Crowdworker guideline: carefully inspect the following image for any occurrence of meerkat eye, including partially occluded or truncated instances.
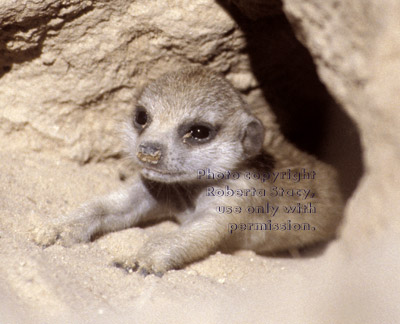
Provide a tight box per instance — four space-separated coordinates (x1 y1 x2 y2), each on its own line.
136 110 147 125
180 122 218 145
133 106 150 129
189 125 211 140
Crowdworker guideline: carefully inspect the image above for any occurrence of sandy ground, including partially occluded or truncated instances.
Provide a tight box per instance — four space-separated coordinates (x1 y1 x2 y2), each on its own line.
0 150 398 324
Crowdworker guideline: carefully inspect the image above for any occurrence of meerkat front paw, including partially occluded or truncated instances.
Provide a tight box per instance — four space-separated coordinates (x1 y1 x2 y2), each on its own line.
114 234 181 277
31 219 93 248
54 220 93 246
31 223 61 247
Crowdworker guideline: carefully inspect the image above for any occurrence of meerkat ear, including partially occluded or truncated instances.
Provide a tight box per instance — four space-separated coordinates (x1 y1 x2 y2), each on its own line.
241 115 265 157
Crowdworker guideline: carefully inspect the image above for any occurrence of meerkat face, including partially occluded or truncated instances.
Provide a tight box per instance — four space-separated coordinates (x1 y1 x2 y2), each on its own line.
124 67 265 183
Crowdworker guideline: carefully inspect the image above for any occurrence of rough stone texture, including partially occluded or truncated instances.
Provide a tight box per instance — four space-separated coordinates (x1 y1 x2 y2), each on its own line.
282 0 400 321
283 0 400 241
1 0 399 322
0 0 250 162
0 0 94 73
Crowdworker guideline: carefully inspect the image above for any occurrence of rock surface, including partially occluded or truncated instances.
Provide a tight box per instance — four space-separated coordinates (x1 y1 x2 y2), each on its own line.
0 0 249 162
283 0 400 243
1 0 399 323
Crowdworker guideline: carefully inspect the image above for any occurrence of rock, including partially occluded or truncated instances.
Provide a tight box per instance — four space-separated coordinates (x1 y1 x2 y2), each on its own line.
282 0 400 242
0 0 251 162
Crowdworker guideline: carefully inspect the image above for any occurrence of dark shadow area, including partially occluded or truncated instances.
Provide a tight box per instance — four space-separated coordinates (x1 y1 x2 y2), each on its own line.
258 241 333 259
216 1 364 201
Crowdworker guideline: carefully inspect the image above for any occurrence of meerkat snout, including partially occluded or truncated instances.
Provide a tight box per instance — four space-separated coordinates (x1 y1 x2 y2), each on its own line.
137 142 163 164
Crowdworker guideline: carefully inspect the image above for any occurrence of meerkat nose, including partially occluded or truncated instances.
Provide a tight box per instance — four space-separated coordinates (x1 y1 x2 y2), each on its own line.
137 142 163 164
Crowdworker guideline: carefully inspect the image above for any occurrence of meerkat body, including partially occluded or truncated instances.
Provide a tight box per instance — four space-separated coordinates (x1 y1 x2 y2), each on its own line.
33 67 343 275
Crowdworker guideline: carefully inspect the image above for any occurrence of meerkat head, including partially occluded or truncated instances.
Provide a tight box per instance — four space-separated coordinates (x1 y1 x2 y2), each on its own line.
124 67 264 183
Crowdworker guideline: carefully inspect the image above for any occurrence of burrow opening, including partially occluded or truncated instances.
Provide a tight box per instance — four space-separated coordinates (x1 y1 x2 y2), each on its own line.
218 1 364 202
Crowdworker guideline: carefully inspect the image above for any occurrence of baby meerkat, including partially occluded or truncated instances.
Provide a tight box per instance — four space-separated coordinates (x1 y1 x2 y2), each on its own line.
34 67 343 276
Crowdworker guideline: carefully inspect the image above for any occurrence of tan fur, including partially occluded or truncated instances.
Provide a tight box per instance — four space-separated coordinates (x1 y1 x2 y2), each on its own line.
32 67 343 276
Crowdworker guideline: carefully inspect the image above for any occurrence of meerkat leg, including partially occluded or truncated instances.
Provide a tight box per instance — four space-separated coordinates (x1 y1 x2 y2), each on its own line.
32 179 159 247
115 212 230 276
